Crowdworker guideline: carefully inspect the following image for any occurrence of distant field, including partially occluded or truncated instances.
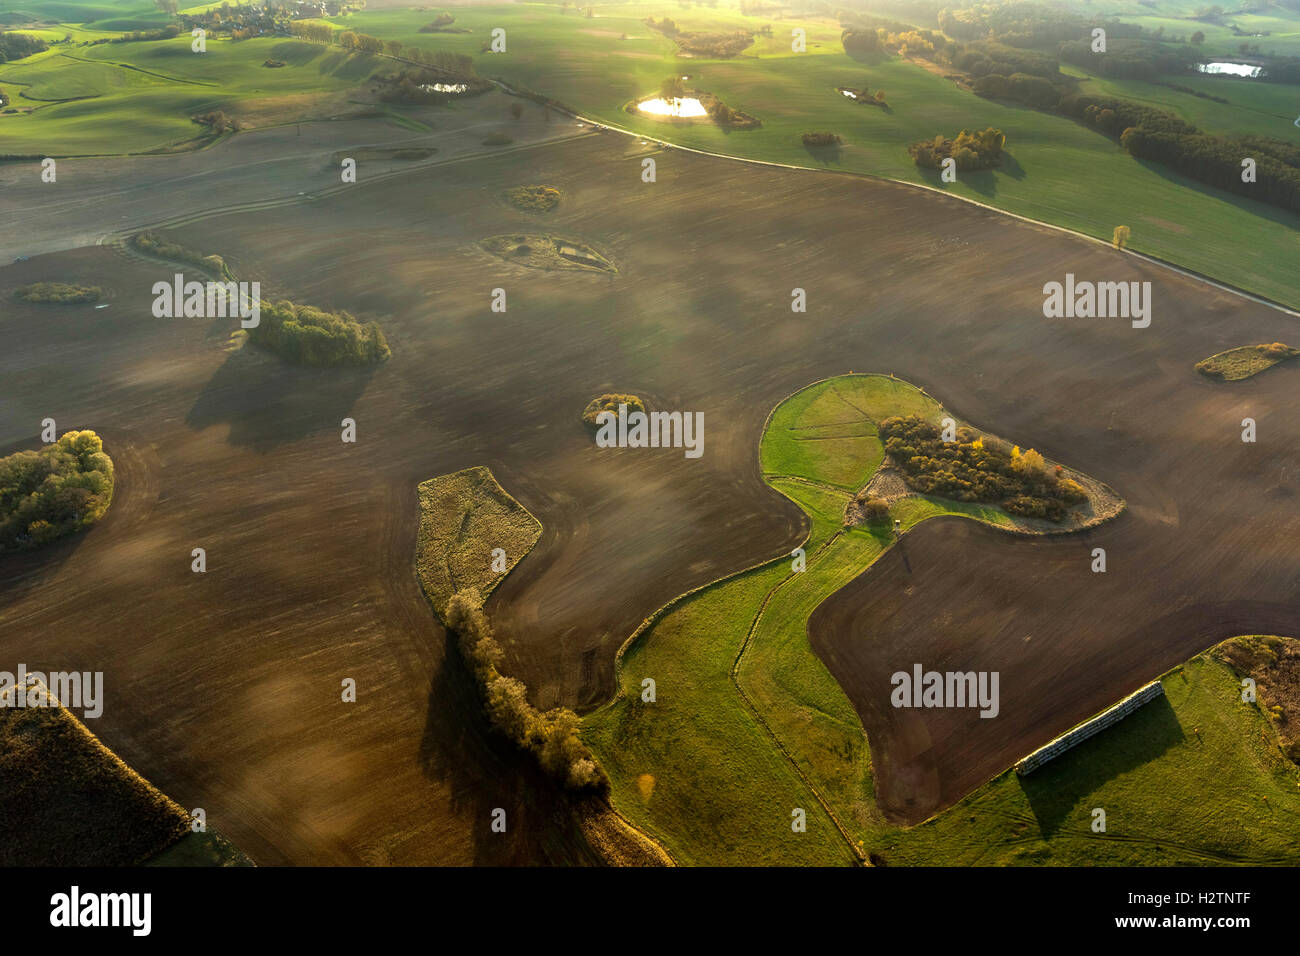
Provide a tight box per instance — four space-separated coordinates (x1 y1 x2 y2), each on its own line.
1124 12 1300 59
321 2 1300 309
3 0 1299 304
0 34 384 154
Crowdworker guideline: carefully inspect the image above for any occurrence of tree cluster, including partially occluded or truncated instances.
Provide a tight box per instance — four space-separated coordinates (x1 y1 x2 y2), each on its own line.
0 431 114 553
0 31 47 63
953 40 1061 80
288 20 333 43
971 71 1059 107
191 110 241 135
247 300 391 366
802 131 844 147
909 127 1005 170
879 416 1086 522
1058 38 1197 80
445 590 609 793
582 393 644 427
418 12 465 33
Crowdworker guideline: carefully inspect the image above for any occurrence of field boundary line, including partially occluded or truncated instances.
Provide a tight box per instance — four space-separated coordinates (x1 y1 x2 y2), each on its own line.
537 104 1300 319
93 130 594 247
727 528 869 865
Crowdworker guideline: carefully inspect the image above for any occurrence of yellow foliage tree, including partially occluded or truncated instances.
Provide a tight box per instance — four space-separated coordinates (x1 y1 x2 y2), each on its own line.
1112 224 1131 250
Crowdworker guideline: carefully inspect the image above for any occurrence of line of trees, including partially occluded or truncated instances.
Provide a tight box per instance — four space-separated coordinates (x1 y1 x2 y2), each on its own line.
0 431 114 553
248 300 391 366
446 589 608 793
108 25 181 43
132 230 229 276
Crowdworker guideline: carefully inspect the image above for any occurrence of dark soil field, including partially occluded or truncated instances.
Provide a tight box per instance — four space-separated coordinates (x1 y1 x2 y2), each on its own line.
2 124 1296 862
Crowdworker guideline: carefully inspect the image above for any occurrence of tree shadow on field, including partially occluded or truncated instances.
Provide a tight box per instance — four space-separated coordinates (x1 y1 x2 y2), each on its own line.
185 346 376 451
802 142 843 165
999 151 1026 181
962 167 998 198
1127 155 1300 231
1017 693 1185 838
418 630 603 865
845 49 890 66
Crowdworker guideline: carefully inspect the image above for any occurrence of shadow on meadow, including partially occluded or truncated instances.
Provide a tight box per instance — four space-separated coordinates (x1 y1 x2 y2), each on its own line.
1018 692 1185 838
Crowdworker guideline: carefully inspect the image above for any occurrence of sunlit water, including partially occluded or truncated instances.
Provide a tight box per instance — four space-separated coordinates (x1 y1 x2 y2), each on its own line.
1197 62 1262 77
637 96 707 117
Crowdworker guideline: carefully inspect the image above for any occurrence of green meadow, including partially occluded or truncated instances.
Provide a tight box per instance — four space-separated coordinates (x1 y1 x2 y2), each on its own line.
1066 67 1300 142
0 32 382 153
582 374 1300 866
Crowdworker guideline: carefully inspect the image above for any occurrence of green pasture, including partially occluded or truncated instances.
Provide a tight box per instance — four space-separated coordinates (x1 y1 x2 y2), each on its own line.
0 34 382 153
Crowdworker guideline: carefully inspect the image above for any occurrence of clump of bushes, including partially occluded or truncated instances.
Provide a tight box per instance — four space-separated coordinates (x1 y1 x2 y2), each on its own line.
192 110 241 136
0 431 114 553
248 300 391 366
879 416 1087 522
841 85 887 107
910 128 1005 170
262 59 286 68
846 492 891 527
482 132 514 147
802 131 844 147
446 590 608 792
15 282 101 304
859 496 890 523
700 91 760 129
505 184 562 212
418 12 467 32
582 394 645 427
1195 342 1299 380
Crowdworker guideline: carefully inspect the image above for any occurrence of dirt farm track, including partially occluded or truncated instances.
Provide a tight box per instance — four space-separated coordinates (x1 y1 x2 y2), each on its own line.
1 126 1297 862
